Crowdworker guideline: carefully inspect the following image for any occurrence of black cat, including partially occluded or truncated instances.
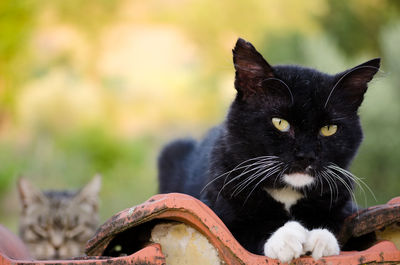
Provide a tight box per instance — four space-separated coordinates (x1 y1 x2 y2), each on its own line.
158 38 380 262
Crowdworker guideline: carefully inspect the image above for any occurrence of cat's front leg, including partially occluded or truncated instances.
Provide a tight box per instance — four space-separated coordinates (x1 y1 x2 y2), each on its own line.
304 229 340 260
263 221 308 263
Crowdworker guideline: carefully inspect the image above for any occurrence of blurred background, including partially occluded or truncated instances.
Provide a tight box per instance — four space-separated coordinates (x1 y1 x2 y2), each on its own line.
1 0 400 232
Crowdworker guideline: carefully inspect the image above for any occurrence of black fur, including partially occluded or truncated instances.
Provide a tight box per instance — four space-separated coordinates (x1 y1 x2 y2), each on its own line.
158 38 380 254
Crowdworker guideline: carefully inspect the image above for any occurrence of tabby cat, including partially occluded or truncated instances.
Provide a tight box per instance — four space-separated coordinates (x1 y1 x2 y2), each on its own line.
158 38 380 262
18 175 101 260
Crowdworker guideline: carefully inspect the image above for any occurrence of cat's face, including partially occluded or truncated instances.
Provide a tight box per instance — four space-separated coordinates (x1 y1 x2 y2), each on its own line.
225 38 380 194
18 176 101 260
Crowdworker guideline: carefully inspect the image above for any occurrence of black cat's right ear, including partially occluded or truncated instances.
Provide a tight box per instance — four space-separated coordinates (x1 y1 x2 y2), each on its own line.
17 178 46 209
325 58 381 111
233 38 274 99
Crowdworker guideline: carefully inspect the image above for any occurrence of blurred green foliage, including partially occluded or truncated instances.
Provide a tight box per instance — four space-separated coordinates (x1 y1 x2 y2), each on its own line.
317 0 400 57
1 0 400 232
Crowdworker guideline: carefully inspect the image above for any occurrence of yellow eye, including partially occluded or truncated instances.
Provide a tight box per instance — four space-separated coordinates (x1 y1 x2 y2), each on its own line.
272 118 290 132
320 125 337 137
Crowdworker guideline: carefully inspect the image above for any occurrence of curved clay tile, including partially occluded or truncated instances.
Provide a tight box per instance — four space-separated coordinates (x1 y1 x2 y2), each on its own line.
86 193 400 265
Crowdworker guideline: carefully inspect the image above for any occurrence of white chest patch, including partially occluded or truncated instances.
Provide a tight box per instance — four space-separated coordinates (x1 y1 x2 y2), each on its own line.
283 173 314 188
265 187 304 212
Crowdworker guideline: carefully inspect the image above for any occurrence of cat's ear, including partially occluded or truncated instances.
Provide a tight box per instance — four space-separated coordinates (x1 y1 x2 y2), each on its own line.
233 38 275 99
74 174 101 210
17 178 47 209
326 58 381 111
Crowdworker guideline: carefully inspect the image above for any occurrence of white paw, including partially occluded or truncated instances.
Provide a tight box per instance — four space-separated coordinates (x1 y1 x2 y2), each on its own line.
304 229 340 260
264 221 308 263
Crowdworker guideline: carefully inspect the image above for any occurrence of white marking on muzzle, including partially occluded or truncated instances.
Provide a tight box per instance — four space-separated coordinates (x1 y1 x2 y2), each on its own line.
283 173 314 188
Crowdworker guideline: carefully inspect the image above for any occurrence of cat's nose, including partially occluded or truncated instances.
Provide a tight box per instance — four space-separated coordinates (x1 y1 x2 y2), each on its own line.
295 150 316 164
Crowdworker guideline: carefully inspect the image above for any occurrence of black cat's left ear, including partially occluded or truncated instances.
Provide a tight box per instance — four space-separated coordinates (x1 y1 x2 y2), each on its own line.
327 58 380 110
233 38 274 99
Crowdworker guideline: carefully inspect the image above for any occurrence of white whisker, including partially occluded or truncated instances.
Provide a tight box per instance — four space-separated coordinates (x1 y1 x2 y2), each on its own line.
327 163 377 206
200 156 279 193
219 161 279 197
326 168 359 212
320 170 335 209
243 166 283 205
232 163 283 196
202 156 281 202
